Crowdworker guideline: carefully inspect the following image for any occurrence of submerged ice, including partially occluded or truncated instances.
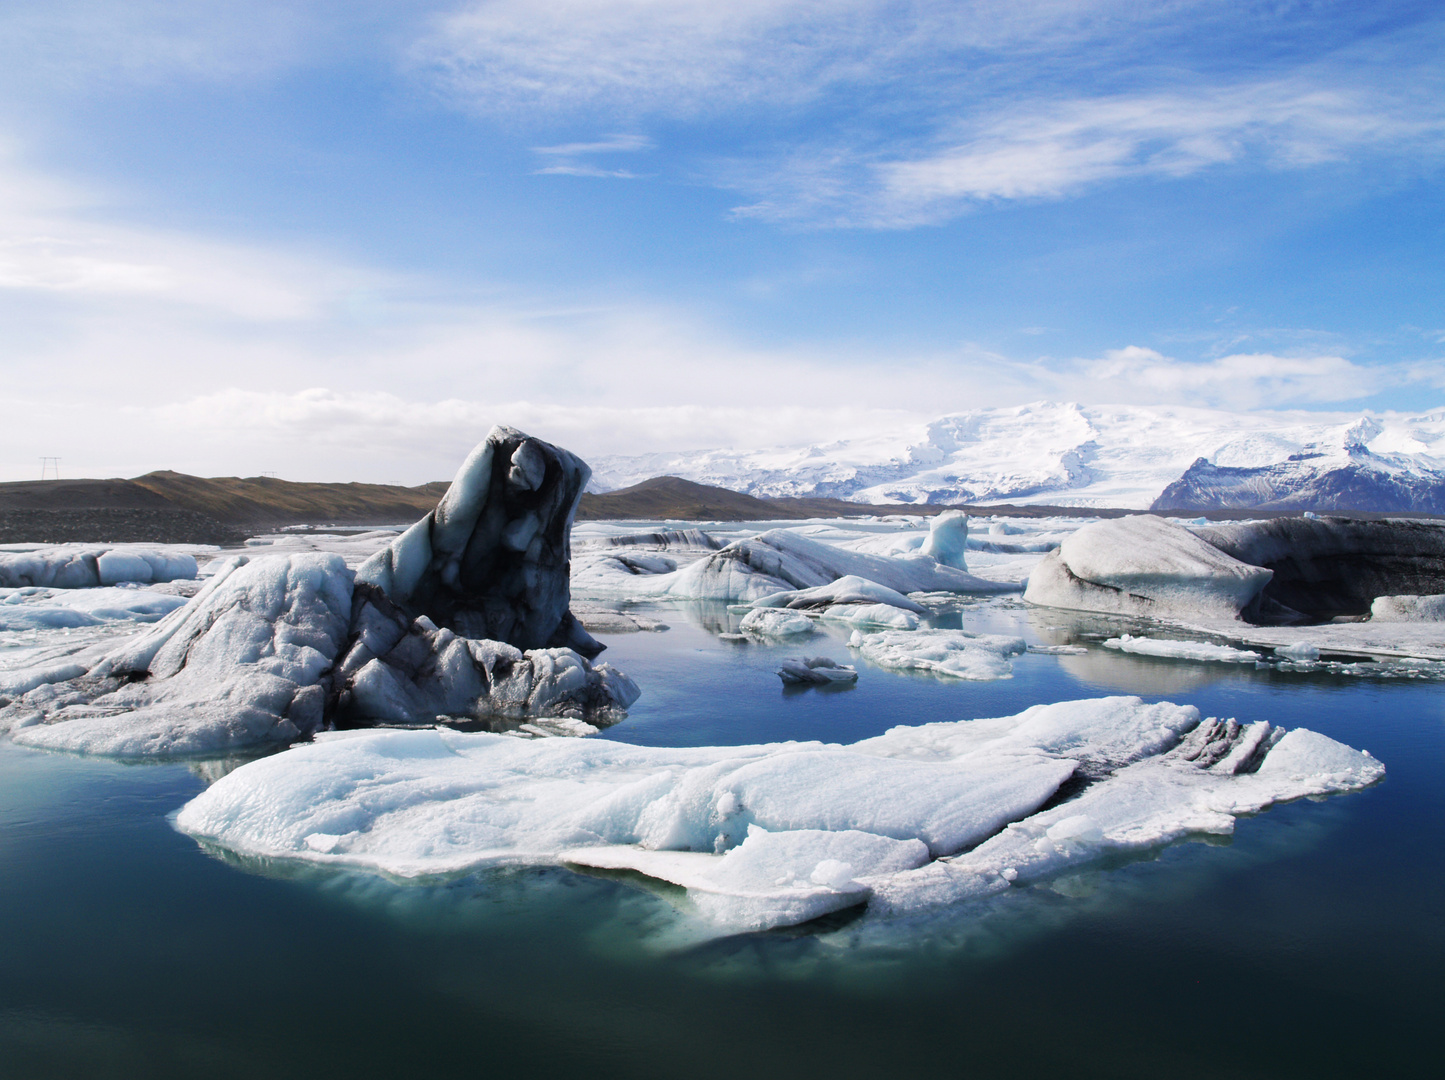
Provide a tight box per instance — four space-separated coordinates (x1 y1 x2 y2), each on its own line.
176 695 1382 932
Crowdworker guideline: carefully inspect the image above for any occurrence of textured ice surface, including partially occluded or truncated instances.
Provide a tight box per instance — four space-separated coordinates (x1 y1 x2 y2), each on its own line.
574 527 1015 604
177 696 1381 932
749 575 925 614
0 586 190 632
11 554 353 756
738 608 815 638
776 656 858 685
0 546 198 588
1370 594 1445 622
848 629 1028 681
3 429 642 754
1024 516 1272 620
1103 634 1264 663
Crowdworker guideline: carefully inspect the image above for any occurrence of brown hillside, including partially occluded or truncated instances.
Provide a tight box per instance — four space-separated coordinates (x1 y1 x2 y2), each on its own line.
131 471 448 526
577 476 829 521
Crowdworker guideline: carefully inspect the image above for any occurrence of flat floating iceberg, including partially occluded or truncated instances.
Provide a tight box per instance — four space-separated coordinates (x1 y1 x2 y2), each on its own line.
848 628 1028 681
1103 634 1264 663
176 696 1382 932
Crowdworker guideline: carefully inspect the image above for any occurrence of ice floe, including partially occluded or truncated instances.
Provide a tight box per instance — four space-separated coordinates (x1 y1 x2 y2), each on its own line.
738 608 815 638
848 629 1028 680
175 696 1382 932
745 574 925 631
1103 634 1264 663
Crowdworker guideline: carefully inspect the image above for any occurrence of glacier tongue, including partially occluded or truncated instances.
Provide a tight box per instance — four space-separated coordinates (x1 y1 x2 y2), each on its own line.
174 696 1381 933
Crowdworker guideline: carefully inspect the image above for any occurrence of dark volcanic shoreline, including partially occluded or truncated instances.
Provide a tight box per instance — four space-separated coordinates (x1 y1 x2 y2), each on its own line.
3 471 1439 546
0 508 249 546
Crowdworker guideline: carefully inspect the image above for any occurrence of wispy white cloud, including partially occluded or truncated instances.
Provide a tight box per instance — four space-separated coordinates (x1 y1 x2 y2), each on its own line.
419 0 1201 116
0 147 394 320
418 1 1445 227
530 132 652 179
734 76 1445 226
0 0 364 92
0 130 1433 482
532 134 652 156
1072 346 1386 410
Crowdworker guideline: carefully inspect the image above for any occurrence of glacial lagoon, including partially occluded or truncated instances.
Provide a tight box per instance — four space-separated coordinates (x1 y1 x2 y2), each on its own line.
2 584 1439 1078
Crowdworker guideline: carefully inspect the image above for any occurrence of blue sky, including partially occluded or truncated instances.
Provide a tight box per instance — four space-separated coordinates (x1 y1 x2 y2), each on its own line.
1 0 1441 482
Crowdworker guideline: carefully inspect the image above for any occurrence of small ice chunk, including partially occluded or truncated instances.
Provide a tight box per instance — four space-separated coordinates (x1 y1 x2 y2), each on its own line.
739 608 815 638
776 656 858 685
849 629 1027 681
1275 642 1320 662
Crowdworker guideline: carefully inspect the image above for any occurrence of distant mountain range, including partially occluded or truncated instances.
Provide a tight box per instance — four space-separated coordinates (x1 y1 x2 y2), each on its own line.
7 403 1444 545
590 402 1445 514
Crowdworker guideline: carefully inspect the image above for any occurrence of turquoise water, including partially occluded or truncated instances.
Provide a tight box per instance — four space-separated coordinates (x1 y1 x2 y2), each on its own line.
2 604 1441 1078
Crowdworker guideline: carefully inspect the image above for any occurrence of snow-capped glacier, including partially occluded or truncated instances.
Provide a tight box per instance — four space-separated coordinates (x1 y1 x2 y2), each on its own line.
588 402 1445 510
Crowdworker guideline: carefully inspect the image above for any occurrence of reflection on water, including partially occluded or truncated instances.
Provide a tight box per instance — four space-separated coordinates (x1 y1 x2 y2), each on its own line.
2 596 1442 1078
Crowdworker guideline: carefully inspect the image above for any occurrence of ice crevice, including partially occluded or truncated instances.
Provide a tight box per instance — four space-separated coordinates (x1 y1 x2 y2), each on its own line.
175 695 1382 933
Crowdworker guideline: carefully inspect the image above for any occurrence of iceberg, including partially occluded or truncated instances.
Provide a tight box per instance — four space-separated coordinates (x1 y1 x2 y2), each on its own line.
1023 515 1273 620
1370 594 1445 622
776 656 858 685
1 426 639 754
847 628 1028 680
747 575 925 631
1102 634 1264 663
919 510 969 569
573 524 1016 605
175 696 1382 932
1196 517 1445 620
738 608 815 638
0 546 198 589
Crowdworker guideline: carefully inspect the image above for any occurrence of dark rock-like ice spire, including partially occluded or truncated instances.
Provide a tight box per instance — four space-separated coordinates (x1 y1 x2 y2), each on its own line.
352 425 602 657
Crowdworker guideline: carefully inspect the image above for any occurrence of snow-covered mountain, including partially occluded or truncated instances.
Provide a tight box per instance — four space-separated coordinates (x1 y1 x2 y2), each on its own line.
589 402 1445 511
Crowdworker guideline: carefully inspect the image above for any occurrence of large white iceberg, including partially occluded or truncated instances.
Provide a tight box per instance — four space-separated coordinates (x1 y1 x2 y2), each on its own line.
175 696 1382 932
1024 516 1272 620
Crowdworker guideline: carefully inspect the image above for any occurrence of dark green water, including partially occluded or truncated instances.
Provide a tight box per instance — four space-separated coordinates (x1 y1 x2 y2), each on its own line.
2 606 1441 1078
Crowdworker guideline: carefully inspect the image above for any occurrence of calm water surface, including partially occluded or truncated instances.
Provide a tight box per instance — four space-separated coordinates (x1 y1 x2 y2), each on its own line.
1 601 1440 1078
